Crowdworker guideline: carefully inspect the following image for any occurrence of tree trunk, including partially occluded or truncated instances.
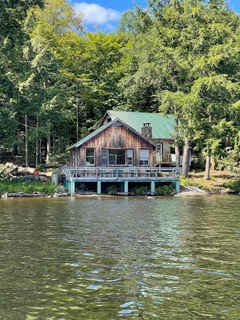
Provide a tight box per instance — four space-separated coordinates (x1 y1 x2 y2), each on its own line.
174 118 180 167
182 137 191 177
175 145 180 167
39 139 42 164
205 155 211 180
25 114 28 167
35 115 39 167
211 157 217 170
76 99 79 142
46 121 51 164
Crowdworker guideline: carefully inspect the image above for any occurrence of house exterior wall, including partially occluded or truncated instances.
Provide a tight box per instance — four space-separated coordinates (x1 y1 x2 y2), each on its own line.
102 115 174 163
151 138 174 161
70 123 155 167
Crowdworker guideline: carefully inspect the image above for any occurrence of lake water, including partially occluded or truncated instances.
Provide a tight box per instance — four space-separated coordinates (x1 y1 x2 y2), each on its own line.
0 195 239 319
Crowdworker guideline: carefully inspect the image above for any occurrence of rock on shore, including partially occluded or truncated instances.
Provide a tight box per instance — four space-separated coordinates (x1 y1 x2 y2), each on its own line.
175 186 209 197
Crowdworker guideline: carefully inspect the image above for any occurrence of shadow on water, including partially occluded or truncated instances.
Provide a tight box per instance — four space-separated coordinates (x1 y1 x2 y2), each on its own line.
0 195 239 319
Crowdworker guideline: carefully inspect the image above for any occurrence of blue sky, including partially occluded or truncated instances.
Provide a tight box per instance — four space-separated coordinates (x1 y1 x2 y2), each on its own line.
71 0 240 32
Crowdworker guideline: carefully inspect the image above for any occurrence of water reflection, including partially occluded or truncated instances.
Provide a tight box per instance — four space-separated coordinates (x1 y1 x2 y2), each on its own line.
0 196 239 319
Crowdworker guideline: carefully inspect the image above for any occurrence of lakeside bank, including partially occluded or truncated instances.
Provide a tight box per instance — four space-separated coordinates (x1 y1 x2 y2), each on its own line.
0 168 239 198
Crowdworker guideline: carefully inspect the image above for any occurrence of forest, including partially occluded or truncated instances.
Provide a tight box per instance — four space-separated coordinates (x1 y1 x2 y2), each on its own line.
0 0 239 178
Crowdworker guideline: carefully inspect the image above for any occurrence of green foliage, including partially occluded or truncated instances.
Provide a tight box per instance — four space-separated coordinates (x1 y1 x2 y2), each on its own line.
118 0 240 177
223 179 240 192
54 185 67 193
0 178 56 194
155 184 175 195
70 32 126 131
106 185 118 195
131 185 150 195
0 0 240 172
180 176 191 186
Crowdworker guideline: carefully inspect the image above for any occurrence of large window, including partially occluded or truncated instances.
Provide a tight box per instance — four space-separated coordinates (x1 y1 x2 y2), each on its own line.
85 148 95 165
140 148 149 166
109 149 125 165
101 149 127 165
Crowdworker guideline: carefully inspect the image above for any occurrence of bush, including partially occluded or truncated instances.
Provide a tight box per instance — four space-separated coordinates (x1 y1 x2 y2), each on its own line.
155 184 175 195
131 186 150 195
223 178 240 192
54 185 67 194
180 176 191 186
0 178 56 194
106 185 118 195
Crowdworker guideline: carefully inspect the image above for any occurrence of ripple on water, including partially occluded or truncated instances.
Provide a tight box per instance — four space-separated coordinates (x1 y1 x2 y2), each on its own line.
0 196 239 319
87 285 101 290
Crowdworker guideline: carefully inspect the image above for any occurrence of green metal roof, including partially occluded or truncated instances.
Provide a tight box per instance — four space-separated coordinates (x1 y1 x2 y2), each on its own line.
105 111 174 139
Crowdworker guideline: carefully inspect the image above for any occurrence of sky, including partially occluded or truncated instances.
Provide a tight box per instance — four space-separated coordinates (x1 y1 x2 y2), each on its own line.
71 0 240 32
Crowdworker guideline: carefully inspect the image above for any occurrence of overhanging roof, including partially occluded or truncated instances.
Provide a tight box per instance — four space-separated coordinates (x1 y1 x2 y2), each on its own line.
101 110 175 139
69 118 156 149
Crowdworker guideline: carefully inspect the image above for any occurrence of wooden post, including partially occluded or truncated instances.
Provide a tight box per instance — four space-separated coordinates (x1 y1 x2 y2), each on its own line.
97 181 101 194
67 180 71 194
68 179 75 196
175 180 180 193
124 181 128 194
151 181 155 195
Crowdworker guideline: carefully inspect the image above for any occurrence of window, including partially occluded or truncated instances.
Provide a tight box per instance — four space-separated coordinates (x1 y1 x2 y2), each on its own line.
85 149 95 165
109 149 125 165
101 149 126 165
127 149 133 165
101 149 108 165
109 153 117 165
140 148 149 166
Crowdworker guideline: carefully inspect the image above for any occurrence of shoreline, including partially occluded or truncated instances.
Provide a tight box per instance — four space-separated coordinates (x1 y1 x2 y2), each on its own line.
1 186 239 199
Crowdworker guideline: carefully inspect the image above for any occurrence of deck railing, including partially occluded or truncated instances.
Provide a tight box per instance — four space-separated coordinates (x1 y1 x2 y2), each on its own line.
62 166 181 180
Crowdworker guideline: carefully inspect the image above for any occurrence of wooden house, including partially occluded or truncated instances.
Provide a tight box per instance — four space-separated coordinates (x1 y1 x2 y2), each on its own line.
100 110 175 166
64 112 180 195
69 118 156 167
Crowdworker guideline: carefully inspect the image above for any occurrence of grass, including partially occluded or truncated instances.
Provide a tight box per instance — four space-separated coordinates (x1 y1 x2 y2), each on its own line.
0 178 56 194
181 169 240 192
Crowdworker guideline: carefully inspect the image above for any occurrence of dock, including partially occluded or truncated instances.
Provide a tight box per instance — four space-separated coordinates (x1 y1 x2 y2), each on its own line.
62 166 181 195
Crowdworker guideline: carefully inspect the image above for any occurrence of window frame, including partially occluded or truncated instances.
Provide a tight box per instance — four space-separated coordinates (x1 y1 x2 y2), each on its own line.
127 149 133 165
108 149 125 165
101 148 129 166
139 148 149 166
85 148 95 166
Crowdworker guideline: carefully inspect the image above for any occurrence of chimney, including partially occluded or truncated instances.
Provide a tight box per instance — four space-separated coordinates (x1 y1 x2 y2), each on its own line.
141 122 152 139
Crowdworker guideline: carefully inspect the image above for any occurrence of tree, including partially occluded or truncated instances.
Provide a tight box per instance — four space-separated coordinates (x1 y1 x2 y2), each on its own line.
75 32 126 131
0 0 44 154
118 0 240 177
29 1 126 139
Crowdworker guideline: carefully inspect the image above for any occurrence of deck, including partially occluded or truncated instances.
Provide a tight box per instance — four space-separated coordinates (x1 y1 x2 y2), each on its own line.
62 166 181 195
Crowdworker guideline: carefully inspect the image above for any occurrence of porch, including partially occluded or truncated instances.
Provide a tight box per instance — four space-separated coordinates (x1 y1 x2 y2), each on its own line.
62 166 181 195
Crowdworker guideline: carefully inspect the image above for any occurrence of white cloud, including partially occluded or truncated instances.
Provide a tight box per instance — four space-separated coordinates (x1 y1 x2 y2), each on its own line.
73 2 121 26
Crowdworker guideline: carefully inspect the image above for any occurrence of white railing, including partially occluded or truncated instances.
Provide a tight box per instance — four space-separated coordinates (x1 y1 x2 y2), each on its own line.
62 166 181 180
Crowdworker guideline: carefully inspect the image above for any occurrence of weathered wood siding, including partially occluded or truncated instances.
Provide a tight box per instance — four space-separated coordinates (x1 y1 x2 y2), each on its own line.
70 123 155 167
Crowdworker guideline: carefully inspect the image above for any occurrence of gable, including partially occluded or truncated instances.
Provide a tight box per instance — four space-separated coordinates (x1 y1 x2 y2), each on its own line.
69 118 155 150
